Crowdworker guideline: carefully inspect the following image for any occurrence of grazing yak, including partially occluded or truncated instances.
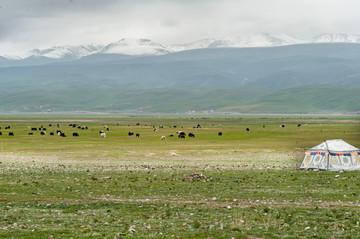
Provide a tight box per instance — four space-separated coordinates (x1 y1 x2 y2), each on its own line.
136 133 140 138
100 132 106 138
168 134 174 137
218 132 223 136
128 132 134 136
298 124 302 127
50 132 54 136
73 133 79 137
178 132 186 138
40 131 46 135
0 132 2 135
60 133 66 137
31 128 37 131
188 133 195 138
28 132 33 135
9 132 14 136
246 128 250 131
160 136 166 140
281 124 286 128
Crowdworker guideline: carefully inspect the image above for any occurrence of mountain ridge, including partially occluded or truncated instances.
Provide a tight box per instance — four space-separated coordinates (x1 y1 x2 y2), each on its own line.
0 43 359 114
2 33 360 61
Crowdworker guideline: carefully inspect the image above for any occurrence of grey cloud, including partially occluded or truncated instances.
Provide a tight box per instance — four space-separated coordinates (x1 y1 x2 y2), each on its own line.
1 0 360 55
161 18 180 28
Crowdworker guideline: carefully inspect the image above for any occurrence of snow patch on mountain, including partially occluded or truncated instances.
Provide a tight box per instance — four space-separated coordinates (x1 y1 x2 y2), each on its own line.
29 44 103 59
0 54 25 60
169 33 304 51
100 38 172 56
208 33 303 48
169 39 218 52
311 33 360 43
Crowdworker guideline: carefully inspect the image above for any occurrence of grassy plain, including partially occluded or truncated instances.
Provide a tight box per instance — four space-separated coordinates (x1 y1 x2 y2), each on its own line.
0 115 359 238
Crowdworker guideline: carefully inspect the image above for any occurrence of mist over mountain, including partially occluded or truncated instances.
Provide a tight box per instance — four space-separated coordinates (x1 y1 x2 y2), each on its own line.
0 40 359 114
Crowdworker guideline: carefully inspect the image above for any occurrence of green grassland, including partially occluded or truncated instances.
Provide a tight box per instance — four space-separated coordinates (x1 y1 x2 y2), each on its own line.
1 85 360 113
0 115 360 238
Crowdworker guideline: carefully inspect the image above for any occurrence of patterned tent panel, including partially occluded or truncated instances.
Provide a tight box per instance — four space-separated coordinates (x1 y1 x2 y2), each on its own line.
300 152 327 169
300 150 360 171
328 153 355 169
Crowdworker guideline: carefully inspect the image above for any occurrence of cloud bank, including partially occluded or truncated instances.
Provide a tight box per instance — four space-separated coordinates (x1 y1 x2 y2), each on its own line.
0 0 359 54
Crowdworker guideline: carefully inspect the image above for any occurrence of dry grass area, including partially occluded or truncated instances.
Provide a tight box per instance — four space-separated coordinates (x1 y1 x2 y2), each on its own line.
0 149 302 172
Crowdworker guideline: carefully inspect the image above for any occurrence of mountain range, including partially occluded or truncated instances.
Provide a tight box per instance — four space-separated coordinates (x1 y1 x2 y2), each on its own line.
2 33 360 63
0 38 359 114
1 33 360 114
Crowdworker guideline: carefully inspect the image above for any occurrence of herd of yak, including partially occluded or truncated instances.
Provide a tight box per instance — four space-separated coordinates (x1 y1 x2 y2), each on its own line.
0 123 302 139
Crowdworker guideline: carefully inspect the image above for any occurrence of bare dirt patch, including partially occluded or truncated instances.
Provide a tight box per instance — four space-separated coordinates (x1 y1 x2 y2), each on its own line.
183 173 207 181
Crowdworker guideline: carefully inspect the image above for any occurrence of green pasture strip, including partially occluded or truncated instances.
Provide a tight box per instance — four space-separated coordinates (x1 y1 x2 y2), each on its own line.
1 202 360 238
0 113 359 121
1 167 360 204
1 167 360 238
0 118 358 157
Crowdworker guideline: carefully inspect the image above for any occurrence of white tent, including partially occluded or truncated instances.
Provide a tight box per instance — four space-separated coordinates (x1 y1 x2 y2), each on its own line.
300 139 360 171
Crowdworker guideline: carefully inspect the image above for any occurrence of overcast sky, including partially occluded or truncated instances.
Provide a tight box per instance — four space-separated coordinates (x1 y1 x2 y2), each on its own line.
0 0 359 54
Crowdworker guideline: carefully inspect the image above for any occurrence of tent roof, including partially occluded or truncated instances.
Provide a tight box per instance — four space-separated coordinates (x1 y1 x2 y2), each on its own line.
308 139 359 152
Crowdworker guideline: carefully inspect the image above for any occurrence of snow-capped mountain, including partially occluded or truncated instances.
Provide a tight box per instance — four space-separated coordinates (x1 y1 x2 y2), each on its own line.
204 33 303 48
311 33 360 43
1 33 360 61
168 34 302 51
100 38 172 56
169 39 218 52
29 44 103 59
